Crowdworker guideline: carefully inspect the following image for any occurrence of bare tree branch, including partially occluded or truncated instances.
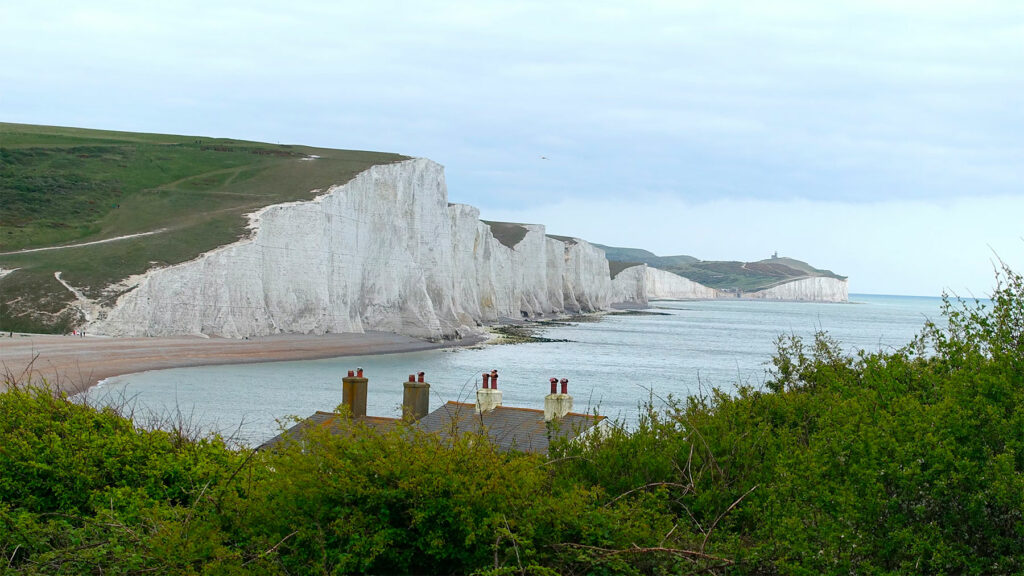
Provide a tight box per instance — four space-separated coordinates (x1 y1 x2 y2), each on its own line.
660 524 678 547
558 542 733 565
242 530 298 567
503 514 524 575
701 484 758 553
605 482 693 507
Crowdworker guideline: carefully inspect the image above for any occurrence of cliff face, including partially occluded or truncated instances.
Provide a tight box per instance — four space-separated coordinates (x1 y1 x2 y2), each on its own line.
645 267 721 300
609 265 648 306
611 265 848 304
86 159 849 339
89 159 617 339
560 238 614 313
744 277 849 302
608 264 722 303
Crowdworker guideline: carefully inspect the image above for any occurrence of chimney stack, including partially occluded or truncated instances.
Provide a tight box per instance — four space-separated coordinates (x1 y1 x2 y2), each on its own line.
342 367 368 418
544 377 573 422
403 371 430 421
476 369 503 413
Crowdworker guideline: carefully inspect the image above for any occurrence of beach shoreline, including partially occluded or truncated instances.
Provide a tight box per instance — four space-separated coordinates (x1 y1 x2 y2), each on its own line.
0 331 484 395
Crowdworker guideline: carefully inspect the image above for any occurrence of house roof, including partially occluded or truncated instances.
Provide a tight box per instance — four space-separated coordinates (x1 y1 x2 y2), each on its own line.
415 401 605 454
259 411 400 450
260 401 606 455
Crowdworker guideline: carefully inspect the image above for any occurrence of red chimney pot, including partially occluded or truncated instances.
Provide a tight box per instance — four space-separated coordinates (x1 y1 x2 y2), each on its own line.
409 374 416 382
482 373 491 389
347 370 355 377
550 377 558 394
490 370 498 389
560 378 568 394
418 371 425 383
357 368 364 378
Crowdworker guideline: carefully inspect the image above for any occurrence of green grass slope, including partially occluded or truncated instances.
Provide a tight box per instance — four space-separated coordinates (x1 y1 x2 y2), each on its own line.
0 123 407 333
596 243 845 292
481 220 529 249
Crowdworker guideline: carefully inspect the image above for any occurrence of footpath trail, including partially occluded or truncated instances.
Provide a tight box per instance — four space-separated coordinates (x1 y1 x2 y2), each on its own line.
0 229 169 256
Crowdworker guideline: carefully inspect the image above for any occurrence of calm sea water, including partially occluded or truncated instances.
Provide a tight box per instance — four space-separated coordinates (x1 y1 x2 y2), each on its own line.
83 294 945 446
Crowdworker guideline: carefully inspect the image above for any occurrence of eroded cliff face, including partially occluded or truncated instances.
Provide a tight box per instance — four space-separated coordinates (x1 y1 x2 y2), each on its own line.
89 159 618 339
608 265 721 303
744 277 849 302
84 159 849 339
560 239 614 313
610 265 848 304
609 265 648 306
645 267 721 300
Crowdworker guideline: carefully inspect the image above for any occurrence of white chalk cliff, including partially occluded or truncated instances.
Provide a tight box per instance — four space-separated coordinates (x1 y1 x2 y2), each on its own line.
608 266 648 305
610 265 720 302
86 159 845 340
644 267 721 300
90 159 620 339
744 277 849 302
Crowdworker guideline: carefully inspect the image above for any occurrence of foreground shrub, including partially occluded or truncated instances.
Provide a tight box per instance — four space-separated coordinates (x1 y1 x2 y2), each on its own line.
0 383 249 573
241 417 702 575
2 265 1022 574
553 266 1024 574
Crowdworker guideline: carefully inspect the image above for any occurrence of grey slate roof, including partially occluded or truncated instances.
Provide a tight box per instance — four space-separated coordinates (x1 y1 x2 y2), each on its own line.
259 411 399 450
259 402 605 455
415 401 605 454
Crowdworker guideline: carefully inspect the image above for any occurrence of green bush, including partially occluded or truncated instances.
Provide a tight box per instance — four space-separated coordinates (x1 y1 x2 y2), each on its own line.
239 417 700 575
2 265 1022 574
0 383 250 574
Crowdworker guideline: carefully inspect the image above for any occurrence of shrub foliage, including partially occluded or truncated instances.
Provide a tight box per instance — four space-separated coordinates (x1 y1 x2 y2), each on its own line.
1 266 1022 574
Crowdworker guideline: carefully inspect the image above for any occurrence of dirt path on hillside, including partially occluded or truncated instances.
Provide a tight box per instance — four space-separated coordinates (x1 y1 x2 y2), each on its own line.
0 332 478 395
0 229 169 256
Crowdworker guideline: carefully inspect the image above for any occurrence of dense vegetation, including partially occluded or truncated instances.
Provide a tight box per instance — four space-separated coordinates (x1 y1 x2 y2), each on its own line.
0 123 406 333
2 266 1021 574
596 244 845 292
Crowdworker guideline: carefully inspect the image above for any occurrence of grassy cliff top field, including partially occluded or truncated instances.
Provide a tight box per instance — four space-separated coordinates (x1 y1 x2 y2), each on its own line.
596 244 845 292
0 123 407 333
481 220 529 249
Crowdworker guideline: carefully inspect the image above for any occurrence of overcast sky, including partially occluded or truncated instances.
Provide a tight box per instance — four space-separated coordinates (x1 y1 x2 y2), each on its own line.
2 1 1022 296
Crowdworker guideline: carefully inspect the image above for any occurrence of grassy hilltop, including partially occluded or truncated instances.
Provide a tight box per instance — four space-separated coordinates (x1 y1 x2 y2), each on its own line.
597 244 846 292
0 123 406 333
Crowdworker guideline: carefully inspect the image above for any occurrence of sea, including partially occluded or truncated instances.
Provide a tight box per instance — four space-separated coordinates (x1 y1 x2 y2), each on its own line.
82 294 946 447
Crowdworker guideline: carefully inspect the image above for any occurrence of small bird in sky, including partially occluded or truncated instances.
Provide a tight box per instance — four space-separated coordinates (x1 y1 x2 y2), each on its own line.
540 156 548 160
